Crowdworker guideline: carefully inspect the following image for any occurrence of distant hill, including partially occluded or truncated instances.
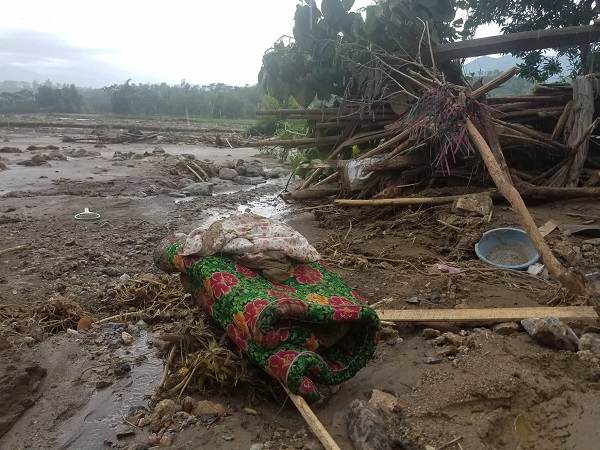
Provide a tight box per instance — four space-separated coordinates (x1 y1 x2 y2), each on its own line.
463 54 572 80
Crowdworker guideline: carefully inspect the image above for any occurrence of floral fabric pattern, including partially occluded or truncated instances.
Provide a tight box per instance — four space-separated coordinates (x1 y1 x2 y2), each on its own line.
157 240 381 403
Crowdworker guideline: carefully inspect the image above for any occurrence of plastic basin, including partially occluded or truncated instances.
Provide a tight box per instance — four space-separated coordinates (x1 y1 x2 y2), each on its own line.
475 227 539 270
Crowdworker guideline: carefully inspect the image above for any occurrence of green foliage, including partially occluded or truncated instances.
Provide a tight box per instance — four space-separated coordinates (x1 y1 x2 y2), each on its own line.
259 0 458 108
0 82 82 113
459 0 600 82
246 95 302 136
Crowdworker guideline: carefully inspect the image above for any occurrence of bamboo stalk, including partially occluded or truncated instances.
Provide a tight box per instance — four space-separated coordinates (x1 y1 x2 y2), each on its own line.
471 67 518 99
334 195 462 206
284 387 342 450
493 119 568 152
551 100 574 141
502 106 565 119
466 118 590 296
185 164 205 182
250 135 342 148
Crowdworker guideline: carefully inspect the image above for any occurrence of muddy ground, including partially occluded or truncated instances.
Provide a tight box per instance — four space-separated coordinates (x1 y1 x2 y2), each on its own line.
1 116 600 450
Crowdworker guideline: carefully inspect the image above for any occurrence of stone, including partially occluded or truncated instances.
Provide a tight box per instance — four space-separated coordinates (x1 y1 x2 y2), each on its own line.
0 146 22 153
267 167 290 179
304 441 325 450
493 322 520 336
451 193 493 216
218 167 239 180
182 182 214 196
23 336 36 346
77 317 93 331
116 426 136 438
578 333 600 354
521 317 579 351
436 345 458 357
578 350 599 363
154 399 177 417
29 324 44 341
96 379 112 389
347 400 393 450
191 400 228 417
235 166 246 175
421 328 440 339
405 296 420 304
379 326 399 341
233 175 264 185
114 362 131 377
152 146 165 154
182 396 196 413
244 161 265 177
250 444 265 450
121 332 134 345
423 355 443 364
553 241 580 265
369 389 402 414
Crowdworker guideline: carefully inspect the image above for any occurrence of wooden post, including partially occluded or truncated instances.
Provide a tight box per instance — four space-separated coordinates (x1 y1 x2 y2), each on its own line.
466 118 590 296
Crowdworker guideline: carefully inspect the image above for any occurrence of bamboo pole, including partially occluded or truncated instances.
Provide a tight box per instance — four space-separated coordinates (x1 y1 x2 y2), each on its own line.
493 119 568 152
285 388 342 450
551 100 574 141
471 67 518 99
334 195 462 207
466 118 590 296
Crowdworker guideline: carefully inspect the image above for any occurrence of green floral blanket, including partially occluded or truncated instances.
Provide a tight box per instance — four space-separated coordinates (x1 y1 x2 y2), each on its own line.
155 238 381 403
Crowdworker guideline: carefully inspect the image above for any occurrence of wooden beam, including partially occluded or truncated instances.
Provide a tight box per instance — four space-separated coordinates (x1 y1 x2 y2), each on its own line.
433 24 600 61
376 306 599 323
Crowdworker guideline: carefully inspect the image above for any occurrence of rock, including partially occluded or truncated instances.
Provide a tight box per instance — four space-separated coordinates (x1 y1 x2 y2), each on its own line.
66 328 79 336
29 325 44 341
152 146 165 154
244 161 265 177
578 333 600 354
182 182 214 197
405 296 420 304
379 326 399 341
578 350 599 363
159 435 172 446
421 328 441 339
553 241 580 265
191 400 228 417
182 396 196 413
267 167 290 179
348 400 393 450
521 317 579 351
127 405 149 418
0 162 6 170
233 175 264 185
219 168 239 180
304 441 325 450
119 274 131 284
116 426 136 438
451 193 493 216
96 379 112 389
114 362 131 377
154 399 177 417
423 355 443 364
136 320 148 330
235 165 246 175
493 322 520 336
369 389 402 414
23 337 36 346
436 345 458 357
0 146 22 153
250 444 265 450
121 332 134 345
77 317 93 331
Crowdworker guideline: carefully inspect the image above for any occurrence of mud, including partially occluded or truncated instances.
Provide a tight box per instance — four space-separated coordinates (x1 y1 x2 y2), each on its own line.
1 119 600 450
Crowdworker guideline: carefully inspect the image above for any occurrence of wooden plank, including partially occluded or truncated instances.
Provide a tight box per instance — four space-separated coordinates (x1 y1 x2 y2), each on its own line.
433 24 600 61
376 306 598 323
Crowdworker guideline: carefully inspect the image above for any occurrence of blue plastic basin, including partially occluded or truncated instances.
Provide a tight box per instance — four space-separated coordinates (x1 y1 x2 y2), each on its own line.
475 227 539 270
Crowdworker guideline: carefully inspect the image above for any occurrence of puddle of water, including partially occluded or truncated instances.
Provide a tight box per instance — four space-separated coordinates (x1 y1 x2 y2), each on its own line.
56 330 162 450
237 194 289 220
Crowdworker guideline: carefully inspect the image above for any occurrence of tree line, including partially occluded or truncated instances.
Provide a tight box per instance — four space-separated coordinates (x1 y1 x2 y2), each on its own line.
0 79 263 119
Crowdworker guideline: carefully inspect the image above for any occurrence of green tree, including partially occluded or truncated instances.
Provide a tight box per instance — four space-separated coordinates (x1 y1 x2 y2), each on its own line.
459 0 600 82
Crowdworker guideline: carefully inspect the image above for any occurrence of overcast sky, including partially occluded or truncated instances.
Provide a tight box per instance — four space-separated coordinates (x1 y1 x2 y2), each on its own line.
1 0 496 88
0 0 370 87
